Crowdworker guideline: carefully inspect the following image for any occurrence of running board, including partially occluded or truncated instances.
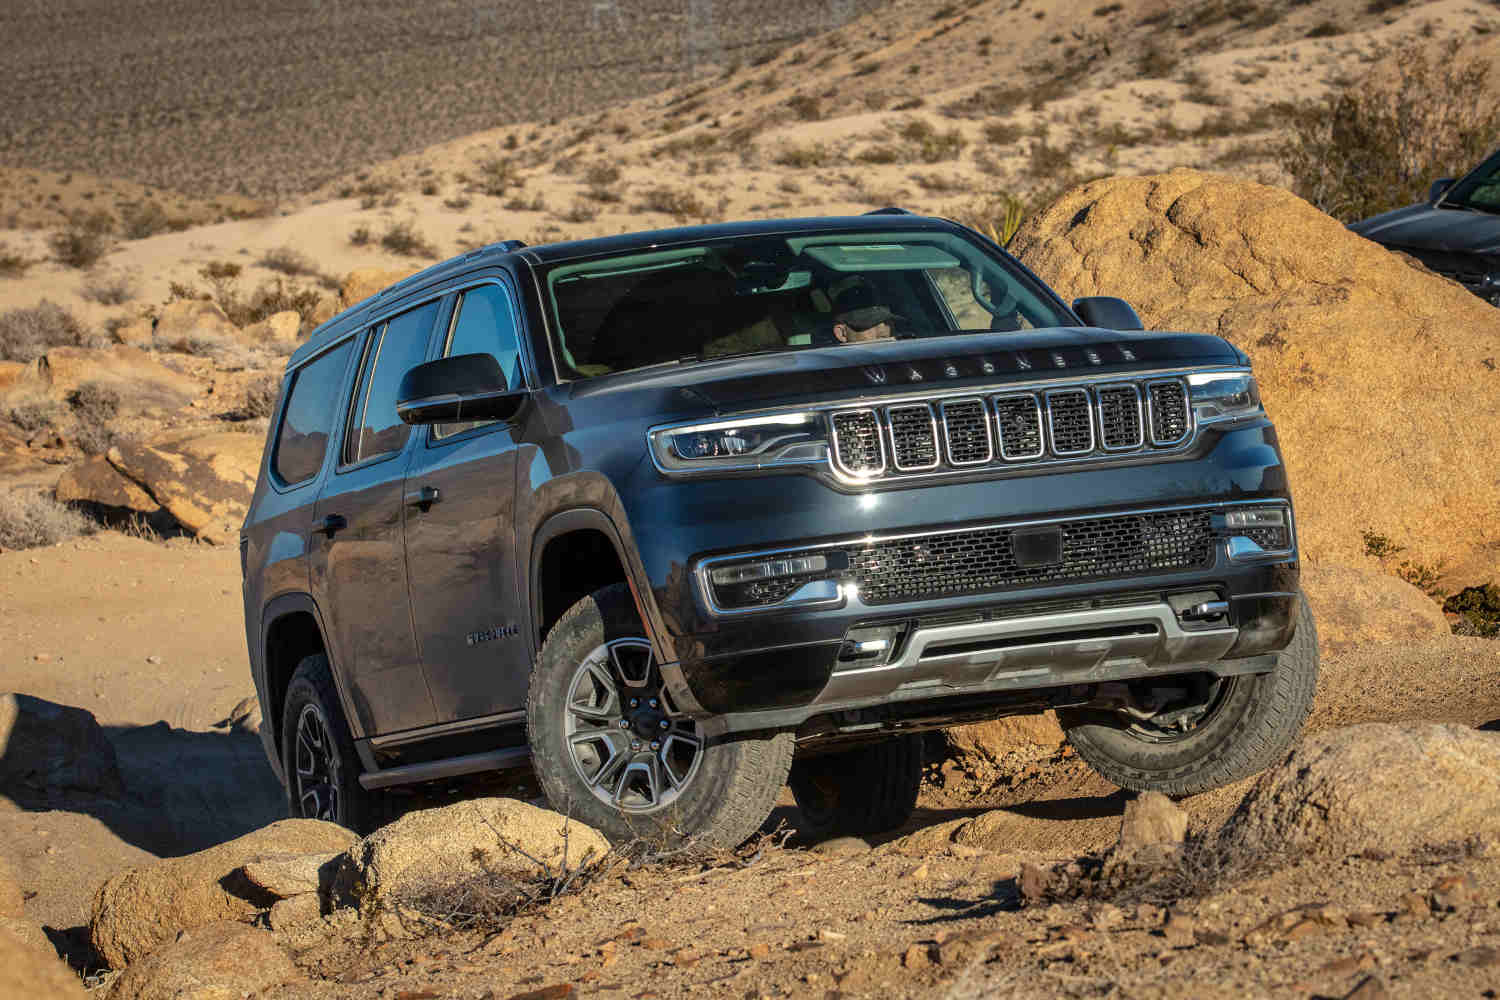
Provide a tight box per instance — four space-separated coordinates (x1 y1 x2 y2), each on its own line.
358 746 531 790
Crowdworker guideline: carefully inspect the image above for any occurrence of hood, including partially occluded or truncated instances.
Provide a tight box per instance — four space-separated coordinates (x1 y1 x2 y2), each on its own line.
1351 203 1500 255
567 327 1239 415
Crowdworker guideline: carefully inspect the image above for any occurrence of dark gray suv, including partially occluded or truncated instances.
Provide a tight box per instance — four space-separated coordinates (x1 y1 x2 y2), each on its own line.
241 214 1317 845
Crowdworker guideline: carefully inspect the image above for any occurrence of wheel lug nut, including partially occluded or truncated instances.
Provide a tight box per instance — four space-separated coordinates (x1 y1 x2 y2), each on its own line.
618 719 630 729
650 740 660 750
649 698 658 709
630 698 640 708
659 719 670 730
631 740 641 751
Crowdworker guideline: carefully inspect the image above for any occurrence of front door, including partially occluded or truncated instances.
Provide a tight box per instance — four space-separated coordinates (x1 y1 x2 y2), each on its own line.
404 280 529 723
309 300 443 736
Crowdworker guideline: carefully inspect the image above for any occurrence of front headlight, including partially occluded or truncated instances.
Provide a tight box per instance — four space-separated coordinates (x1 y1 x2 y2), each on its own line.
1187 372 1262 424
649 413 829 475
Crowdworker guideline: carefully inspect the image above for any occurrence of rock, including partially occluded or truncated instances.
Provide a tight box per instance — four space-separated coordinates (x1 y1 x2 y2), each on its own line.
0 855 23 919
0 361 26 393
1300 563 1448 652
1343 975 1390 1000
25 345 198 416
240 311 301 352
214 696 262 735
902 942 933 969
338 267 420 310
54 456 159 514
1162 910 1196 948
112 319 154 350
1218 723 1500 860
308 296 337 327
107 432 262 544
89 818 354 968
0 693 124 800
267 893 321 931
1114 791 1188 863
943 713 1066 767
152 299 238 352
104 921 297 1000
338 798 609 909
1012 169 1500 576
810 836 870 856
239 851 342 899
0 919 87 999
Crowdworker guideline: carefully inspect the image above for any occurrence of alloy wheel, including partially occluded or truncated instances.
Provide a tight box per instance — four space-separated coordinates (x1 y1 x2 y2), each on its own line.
293 702 341 822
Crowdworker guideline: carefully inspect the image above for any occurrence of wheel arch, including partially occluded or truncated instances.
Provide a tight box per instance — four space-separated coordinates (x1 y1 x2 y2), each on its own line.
259 593 340 773
529 508 661 659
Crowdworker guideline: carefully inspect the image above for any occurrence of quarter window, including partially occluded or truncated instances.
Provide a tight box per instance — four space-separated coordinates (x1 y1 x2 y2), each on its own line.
272 340 353 486
345 301 441 465
434 283 523 439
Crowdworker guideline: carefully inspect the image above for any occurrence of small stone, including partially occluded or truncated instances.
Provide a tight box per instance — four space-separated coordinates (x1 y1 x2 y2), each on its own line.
1136 903 1163 927
818 929 846 942
1347 910 1383 928
1019 862 1046 904
1163 911 1196 949
902 943 933 969
1432 873 1480 912
641 937 669 951
747 943 770 959
906 863 930 881
1457 946 1500 968
812 836 870 856
1343 976 1390 1000
146 655 162 664
1090 903 1125 931
1399 891 1431 918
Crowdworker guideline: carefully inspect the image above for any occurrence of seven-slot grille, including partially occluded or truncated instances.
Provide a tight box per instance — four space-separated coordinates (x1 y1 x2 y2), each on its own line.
828 376 1195 479
848 510 1215 604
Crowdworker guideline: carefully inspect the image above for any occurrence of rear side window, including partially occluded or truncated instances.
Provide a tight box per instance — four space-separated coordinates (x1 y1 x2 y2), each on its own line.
272 340 353 486
344 300 441 465
434 283 522 440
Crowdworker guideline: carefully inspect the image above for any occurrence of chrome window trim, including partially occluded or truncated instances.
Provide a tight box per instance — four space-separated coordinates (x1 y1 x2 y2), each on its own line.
1145 377 1193 447
992 392 1046 461
829 408 886 478
885 403 941 472
1095 381 1145 452
1044 387 1095 457
938 396 994 466
696 498 1294 617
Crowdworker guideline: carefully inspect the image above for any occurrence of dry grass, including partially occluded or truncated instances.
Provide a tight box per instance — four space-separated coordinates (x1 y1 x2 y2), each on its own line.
240 374 282 420
49 211 114 269
637 187 711 223
0 491 94 552
80 268 137 306
379 221 438 258
258 246 320 278
0 301 98 362
66 381 120 455
0 243 33 278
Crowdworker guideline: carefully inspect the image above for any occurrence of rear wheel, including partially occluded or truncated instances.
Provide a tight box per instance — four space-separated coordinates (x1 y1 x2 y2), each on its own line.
280 653 395 833
1059 596 1319 796
788 734 924 839
527 584 793 847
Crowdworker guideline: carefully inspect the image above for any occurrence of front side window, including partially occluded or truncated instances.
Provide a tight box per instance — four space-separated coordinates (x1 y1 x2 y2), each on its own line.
344 300 441 465
540 228 1074 381
434 283 522 440
272 339 353 486
1444 147 1500 213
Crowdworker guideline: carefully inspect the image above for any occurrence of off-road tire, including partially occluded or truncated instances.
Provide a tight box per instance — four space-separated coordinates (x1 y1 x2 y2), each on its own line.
1059 595 1319 796
281 653 396 834
527 584 794 848
788 734 924 839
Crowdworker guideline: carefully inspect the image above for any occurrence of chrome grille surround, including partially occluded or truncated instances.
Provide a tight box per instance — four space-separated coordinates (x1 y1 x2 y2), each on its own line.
993 393 1045 461
1044 388 1094 456
1096 383 1145 451
939 397 994 466
830 409 884 477
886 403 940 472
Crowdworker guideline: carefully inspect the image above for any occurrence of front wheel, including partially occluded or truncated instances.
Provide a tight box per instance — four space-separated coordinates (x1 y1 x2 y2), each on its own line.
1059 596 1319 796
527 584 793 847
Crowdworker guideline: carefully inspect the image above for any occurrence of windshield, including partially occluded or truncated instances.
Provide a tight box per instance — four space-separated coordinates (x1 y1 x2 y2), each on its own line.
1442 148 1500 214
539 228 1075 380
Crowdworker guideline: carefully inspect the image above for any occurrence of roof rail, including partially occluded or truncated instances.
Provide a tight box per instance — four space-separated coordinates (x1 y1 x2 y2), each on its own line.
864 206 915 216
490 239 527 252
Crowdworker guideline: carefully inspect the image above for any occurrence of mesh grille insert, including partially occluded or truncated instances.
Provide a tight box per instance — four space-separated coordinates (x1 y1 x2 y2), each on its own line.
1047 390 1093 455
887 405 939 470
1149 381 1189 444
1097 385 1143 450
849 510 1215 605
994 394 1043 460
831 410 882 474
941 399 992 465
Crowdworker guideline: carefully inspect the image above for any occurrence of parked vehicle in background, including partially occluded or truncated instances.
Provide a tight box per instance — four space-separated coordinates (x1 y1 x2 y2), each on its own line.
240 212 1318 846
1351 146 1500 305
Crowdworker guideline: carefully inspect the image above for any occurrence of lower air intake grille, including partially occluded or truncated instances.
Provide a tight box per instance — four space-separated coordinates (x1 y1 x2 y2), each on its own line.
1148 381 1189 444
1241 525 1290 551
887 405 938 470
1047 389 1094 455
831 410 882 475
1097 385 1143 450
849 510 1214 605
994 394 1043 460
941 399 992 465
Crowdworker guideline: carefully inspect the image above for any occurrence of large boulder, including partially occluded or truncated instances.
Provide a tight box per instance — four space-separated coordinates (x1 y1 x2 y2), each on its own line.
1300 562 1449 652
152 299 238 352
0 920 86 1000
106 432 262 544
0 693 124 801
338 798 610 908
24 346 198 416
0 361 26 393
104 921 297 1000
1218 722 1500 859
239 311 301 353
54 456 159 514
1011 170 1500 578
338 267 419 310
88 818 354 969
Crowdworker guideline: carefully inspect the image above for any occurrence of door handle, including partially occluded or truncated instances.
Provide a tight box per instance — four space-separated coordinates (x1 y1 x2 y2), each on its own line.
405 486 441 509
313 514 346 538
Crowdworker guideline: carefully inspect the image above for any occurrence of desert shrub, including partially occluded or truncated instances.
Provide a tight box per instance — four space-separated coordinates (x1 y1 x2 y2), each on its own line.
772 145 833 168
638 187 709 222
473 157 518 196
1445 584 1500 638
349 225 373 246
582 162 622 187
855 145 901 165
559 202 599 224
241 374 282 419
443 195 472 211
942 84 1027 119
119 201 176 239
897 119 968 163
0 243 32 278
380 221 438 258
67 381 120 455
242 279 323 328
80 269 137 306
1361 529 1404 559
1136 41 1180 79
6 394 65 435
1306 20 1342 38
984 120 1025 145
258 246 319 278
0 491 94 551
786 94 822 121
0 301 98 361
1396 559 1446 599
948 192 1028 248
49 211 114 269
1278 40 1500 221
503 193 548 213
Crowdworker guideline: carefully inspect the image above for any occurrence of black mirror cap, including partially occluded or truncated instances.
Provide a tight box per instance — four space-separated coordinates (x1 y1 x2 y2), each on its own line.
396 353 524 425
1429 177 1456 204
1071 296 1144 332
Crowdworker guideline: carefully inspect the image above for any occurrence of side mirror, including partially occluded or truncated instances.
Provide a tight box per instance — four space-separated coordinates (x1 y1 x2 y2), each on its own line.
1429 177 1456 204
1071 296 1144 332
396 353 524 425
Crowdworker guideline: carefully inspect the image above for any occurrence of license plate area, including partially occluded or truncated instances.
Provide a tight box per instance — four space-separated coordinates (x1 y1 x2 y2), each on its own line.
1011 526 1062 568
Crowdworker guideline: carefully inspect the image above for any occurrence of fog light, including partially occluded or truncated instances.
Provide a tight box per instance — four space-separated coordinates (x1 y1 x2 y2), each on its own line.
705 549 850 612
1220 505 1293 559
1224 508 1285 530
710 553 832 586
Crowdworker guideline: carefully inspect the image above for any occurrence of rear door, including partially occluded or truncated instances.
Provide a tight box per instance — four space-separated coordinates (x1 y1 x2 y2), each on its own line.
403 278 530 723
309 299 443 736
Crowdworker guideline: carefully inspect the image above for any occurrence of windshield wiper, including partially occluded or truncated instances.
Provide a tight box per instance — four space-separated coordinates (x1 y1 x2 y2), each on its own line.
677 347 790 364
1439 201 1500 216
